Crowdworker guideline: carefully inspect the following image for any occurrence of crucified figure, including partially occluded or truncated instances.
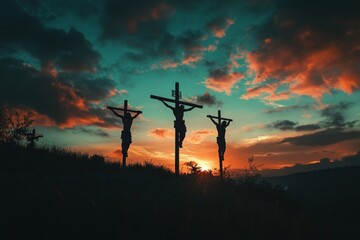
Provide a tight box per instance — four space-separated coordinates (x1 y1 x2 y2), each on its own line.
209 117 231 160
160 100 195 148
109 110 141 157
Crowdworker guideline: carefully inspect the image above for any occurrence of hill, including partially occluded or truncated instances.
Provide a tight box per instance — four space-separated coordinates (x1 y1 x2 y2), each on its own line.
266 167 360 238
0 142 350 239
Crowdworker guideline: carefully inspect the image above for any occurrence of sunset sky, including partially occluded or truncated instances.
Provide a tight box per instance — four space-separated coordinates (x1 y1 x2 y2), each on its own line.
1 0 359 171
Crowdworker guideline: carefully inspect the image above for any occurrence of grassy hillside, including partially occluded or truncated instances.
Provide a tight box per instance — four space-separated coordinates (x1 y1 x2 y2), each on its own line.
0 142 338 239
267 167 360 238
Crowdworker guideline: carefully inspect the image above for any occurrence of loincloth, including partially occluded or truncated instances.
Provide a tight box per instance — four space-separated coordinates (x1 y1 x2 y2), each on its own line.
217 137 226 146
174 120 186 131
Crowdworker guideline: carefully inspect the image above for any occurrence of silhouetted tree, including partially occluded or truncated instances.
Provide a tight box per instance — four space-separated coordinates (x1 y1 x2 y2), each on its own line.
0 106 34 143
183 161 202 174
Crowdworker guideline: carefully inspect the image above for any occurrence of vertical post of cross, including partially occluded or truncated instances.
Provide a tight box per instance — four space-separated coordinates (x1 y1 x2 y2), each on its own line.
174 83 180 175
218 110 223 179
122 100 128 167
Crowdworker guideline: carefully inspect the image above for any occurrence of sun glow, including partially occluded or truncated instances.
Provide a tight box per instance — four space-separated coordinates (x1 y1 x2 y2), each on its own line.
199 164 212 172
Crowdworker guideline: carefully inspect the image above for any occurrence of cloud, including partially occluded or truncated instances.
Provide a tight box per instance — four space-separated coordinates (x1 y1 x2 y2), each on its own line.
0 0 100 72
244 0 360 101
188 129 217 144
19 0 100 21
101 0 172 37
204 67 244 95
267 120 297 131
264 104 310 114
266 102 357 132
0 57 117 128
320 102 357 128
148 29 215 69
267 119 323 132
241 83 291 101
149 128 174 139
294 124 321 131
195 92 223 107
280 129 360 146
206 17 234 38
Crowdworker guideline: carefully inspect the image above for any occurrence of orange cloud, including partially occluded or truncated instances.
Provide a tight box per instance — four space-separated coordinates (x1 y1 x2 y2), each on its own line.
188 129 217 144
245 22 360 101
204 70 244 95
125 3 173 33
149 128 174 139
208 18 234 38
241 83 292 101
182 53 203 65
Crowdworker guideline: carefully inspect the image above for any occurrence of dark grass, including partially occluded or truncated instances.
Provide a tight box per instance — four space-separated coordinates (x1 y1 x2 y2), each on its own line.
0 142 327 239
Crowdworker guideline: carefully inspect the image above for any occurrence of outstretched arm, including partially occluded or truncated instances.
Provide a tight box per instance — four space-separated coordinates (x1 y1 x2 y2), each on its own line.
184 106 195 112
132 112 141 119
160 100 174 110
110 109 124 119
225 121 231 127
209 117 218 125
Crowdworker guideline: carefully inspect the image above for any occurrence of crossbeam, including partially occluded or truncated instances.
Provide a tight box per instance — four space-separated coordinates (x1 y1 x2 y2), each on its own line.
150 95 203 108
107 106 142 114
206 115 233 122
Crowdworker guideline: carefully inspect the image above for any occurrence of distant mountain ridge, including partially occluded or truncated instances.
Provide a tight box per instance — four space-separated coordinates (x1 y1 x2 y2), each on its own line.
260 151 360 177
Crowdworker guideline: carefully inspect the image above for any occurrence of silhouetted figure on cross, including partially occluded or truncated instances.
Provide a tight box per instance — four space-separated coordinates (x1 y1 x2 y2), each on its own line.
109 110 141 157
151 82 203 175
207 110 233 179
209 118 230 160
160 100 195 147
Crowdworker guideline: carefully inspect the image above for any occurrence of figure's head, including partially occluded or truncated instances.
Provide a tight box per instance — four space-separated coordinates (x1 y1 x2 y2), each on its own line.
222 121 227 126
179 105 184 109
125 113 131 118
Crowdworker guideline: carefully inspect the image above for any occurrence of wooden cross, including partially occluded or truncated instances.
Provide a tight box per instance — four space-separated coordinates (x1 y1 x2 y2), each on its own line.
107 100 142 167
207 110 233 179
27 129 43 148
151 82 203 175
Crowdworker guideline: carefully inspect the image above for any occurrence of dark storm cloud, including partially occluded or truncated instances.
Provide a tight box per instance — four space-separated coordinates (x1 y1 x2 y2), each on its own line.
267 102 357 132
100 0 172 39
267 120 322 132
16 0 100 20
246 0 360 100
0 57 63 122
320 102 357 128
0 0 100 72
195 92 223 107
57 73 116 102
280 129 360 146
264 104 310 114
0 57 117 127
294 124 321 132
267 120 297 131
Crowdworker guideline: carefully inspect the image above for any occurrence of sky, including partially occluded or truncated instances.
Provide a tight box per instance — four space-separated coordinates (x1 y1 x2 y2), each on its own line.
1 0 360 171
